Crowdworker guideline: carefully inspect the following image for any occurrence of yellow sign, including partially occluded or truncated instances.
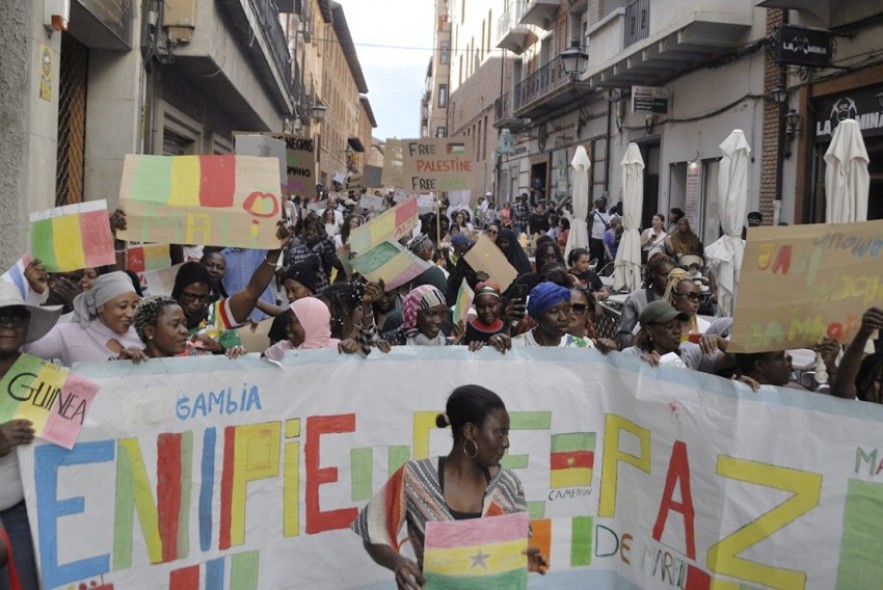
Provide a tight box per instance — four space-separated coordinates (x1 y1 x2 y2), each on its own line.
39 44 53 102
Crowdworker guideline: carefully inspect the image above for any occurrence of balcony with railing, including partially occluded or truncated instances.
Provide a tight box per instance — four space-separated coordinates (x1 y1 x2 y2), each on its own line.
167 0 295 127
511 53 595 120
493 91 530 132
519 0 559 31
624 0 650 47
586 0 754 88
497 0 536 54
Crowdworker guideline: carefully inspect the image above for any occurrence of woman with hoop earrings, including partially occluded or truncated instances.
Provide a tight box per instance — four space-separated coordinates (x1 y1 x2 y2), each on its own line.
352 385 547 589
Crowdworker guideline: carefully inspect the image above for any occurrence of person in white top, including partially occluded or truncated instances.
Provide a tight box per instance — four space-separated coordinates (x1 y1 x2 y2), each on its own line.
589 196 616 265
640 213 668 261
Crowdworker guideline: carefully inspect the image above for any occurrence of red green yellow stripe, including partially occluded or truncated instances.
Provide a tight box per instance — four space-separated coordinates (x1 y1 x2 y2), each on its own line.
129 155 240 209
29 203 116 272
550 432 595 488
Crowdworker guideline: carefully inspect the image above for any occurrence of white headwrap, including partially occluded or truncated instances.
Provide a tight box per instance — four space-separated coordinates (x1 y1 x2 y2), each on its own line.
72 271 139 326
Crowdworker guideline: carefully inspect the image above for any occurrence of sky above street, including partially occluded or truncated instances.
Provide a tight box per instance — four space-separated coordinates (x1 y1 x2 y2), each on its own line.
336 0 435 142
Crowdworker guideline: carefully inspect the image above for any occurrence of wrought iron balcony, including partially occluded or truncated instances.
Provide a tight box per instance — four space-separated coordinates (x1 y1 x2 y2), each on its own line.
250 0 292 91
513 55 571 116
624 0 650 48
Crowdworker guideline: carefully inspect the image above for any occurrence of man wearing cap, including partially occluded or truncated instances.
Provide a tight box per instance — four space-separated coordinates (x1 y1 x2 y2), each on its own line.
620 300 726 372
0 282 63 589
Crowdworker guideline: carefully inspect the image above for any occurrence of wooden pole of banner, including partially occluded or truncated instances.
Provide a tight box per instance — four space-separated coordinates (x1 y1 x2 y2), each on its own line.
436 197 442 245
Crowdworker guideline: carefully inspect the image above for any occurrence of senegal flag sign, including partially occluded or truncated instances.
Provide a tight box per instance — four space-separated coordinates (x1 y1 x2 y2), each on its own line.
423 511 529 589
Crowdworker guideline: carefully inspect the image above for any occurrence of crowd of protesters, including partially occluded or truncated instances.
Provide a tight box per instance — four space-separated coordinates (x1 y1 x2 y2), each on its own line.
0 185 880 588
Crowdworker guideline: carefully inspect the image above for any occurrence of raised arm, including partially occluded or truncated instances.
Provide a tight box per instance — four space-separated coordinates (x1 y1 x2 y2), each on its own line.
831 307 883 399
226 222 292 324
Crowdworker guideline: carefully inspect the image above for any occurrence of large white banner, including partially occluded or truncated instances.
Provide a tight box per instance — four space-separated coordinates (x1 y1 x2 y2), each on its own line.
18 349 883 589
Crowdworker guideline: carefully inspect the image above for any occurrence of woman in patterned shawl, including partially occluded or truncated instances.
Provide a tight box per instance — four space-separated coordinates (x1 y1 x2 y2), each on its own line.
352 385 548 588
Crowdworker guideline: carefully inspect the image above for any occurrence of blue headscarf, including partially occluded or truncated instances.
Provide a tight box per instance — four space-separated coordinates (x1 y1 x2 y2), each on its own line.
527 282 571 319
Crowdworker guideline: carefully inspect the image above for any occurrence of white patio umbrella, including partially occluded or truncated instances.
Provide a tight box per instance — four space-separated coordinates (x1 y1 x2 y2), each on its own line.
614 143 644 292
825 119 869 223
564 146 591 260
705 129 750 317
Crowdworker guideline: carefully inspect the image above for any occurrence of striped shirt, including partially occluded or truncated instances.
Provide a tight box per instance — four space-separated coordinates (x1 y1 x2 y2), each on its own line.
352 457 527 568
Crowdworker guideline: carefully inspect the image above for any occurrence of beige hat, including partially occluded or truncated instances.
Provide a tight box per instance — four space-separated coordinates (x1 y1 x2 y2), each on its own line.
0 282 62 344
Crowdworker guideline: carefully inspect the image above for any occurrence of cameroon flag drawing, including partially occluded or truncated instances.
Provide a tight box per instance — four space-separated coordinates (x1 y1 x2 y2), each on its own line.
423 511 528 590
550 432 595 488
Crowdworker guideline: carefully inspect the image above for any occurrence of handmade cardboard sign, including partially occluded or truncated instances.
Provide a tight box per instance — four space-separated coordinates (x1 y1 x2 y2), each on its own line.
29 200 116 272
349 240 430 290
729 219 883 352
0 354 98 449
236 133 317 201
423 512 528 590
381 139 405 188
117 155 283 249
453 278 474 325
463 235 518 292
348 196 419 255
400 138 475 193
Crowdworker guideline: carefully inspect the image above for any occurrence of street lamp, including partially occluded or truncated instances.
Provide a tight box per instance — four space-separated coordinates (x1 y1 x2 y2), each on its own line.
769 85 789 105
560 40 588 80
310 100 327 123
783 109 801 158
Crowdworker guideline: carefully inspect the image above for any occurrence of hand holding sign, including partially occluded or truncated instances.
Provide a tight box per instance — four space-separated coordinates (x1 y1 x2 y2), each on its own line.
0 419 35 456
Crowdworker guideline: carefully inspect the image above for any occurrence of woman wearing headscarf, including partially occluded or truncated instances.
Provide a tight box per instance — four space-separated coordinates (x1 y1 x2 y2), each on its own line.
171 247 283 355
263 296 359 361
352 384 547 588
406 234 448 294
357 284 462 352
664 217 704 262
511 282 595 348
493 228 532 276
463 281 508 347
24 271 145 365
0 283 62 589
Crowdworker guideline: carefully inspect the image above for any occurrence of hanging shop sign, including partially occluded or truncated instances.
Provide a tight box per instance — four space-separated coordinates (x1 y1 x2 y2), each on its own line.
631 86 669 114
813 85 883 142
773 24 832 68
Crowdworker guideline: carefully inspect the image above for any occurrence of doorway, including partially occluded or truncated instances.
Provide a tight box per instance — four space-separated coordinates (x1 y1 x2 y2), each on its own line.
639 141 660 228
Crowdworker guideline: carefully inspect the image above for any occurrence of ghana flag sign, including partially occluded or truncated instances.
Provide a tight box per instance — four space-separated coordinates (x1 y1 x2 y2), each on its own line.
29 200 116 272
118 155 283 249
0 354 98 449
423 512 529 590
